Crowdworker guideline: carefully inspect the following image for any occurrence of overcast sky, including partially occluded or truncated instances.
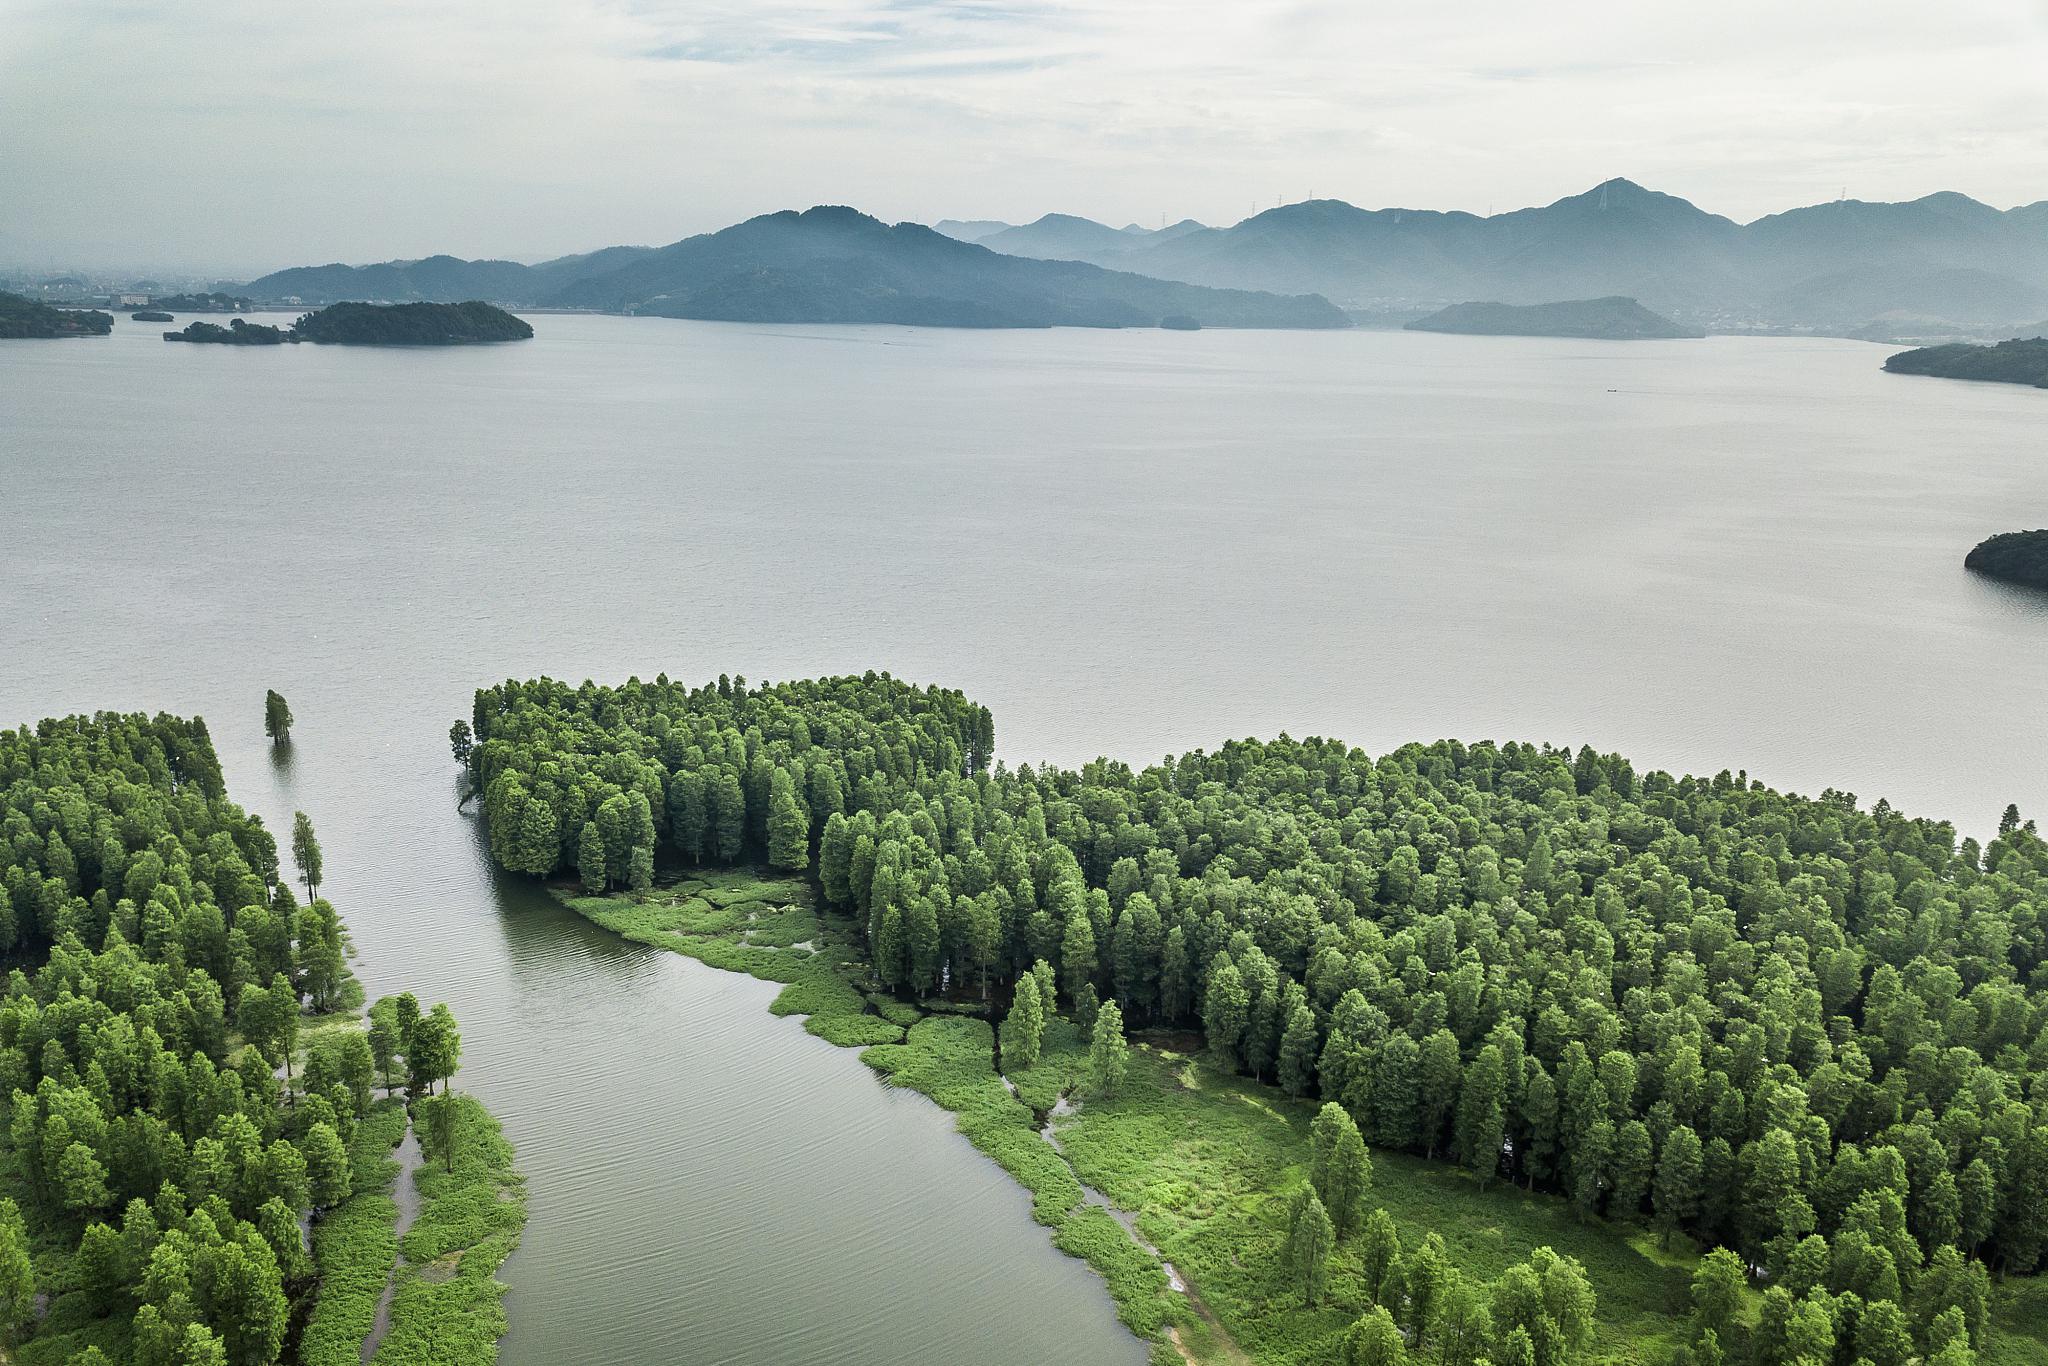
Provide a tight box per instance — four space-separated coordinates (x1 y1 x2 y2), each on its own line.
5 0 2046 275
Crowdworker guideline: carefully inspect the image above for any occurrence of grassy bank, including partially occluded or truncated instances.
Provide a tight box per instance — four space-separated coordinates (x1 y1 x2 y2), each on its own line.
369 1094 526 1366
300 1100 409 1366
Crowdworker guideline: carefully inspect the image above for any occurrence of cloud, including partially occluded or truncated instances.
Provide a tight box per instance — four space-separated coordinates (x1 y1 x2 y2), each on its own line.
2 0 2044 273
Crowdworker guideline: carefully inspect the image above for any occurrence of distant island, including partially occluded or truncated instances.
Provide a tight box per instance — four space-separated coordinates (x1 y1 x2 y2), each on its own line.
0 290 113 338
1965 529 2048 588
1159 314 1201 331
149 290 252 312
131 309 174 322
291 299 534 344
1405 296 1705 340
165 317 293 344
164 300 533 346
1883 336 2048 388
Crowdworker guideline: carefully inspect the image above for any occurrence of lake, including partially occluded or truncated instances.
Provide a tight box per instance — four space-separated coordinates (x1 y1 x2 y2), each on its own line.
1 313 2042 1363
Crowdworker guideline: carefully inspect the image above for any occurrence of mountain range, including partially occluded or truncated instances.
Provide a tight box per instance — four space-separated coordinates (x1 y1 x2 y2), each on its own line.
241 208 1345 329
236 179 2048 334
953 181 2048 331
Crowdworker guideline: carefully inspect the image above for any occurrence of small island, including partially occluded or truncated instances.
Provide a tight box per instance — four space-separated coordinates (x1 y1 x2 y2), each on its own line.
1965 529 2048 589
162 300 535 347
291 299 534 345
165 317 294 344
1159 314 1202 331
1405 295 1704 340
1883 336 2048 388
0 290 113 338
131 309 175 322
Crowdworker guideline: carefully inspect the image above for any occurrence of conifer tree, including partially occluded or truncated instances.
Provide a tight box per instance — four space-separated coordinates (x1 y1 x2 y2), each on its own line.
1089 1000 1130 1097
1310 1103 1373 1237
263 690 293 745
1002 974 1045 1072
1285 1186 1335 1305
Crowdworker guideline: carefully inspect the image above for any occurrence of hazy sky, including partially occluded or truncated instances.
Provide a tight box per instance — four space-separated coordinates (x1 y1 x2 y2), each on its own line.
5 0 2046 275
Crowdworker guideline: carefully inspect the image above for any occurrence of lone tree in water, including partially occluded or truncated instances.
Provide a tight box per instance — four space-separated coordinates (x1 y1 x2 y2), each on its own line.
264 690 293 744
291 811 323 903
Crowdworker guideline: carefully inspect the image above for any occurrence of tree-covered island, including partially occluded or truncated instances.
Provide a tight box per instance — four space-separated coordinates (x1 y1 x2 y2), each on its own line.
1883 338 2048 388
164 318 294 344
0 292 113 338
460 670 2048 1366
1964 530 2048 589
164 301 533 347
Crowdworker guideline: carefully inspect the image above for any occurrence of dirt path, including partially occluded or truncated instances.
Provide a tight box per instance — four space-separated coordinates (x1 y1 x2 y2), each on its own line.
360 1121 427 1365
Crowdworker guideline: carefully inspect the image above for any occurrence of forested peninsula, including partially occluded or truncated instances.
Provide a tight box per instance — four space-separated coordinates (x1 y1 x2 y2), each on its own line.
1964 531 2048 589
165 302 532 347
0 712 524 1365
1883 338 2048 388
462 671 2047 1366
0 292 113 339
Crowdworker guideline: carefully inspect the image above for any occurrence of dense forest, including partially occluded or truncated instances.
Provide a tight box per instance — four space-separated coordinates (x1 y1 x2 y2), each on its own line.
164 318 294 345
1964 531 2048 590
469 671 2047 1365
163 303 533 347
1883 339 2048 388
288 302 532 346
0 292 113 338
0 711 479 1363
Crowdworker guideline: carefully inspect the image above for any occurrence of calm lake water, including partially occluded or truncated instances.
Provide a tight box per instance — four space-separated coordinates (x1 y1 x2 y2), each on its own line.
2 313 2043 1362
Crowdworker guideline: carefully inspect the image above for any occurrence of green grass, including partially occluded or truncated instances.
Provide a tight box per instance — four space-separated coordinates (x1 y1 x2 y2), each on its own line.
300 1100 409 1366
1051 1038 1697 1365
370 1094 526 1366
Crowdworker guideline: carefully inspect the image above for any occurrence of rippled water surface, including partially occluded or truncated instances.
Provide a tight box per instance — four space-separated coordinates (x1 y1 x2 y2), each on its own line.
2 314 2043 1362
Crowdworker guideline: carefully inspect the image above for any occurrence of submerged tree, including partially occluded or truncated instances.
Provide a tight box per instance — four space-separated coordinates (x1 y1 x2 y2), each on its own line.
264 689 293 745
291 810 323 903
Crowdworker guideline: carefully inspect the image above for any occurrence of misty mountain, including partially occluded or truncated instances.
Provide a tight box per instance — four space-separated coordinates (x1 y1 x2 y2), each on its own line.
974 214 1211 263
955 179 2048 331
241 254 542 305
932 219 1014 242
235 179 2048 333
1405 296 1704 340
544 206 1347 328
970 213 1160 262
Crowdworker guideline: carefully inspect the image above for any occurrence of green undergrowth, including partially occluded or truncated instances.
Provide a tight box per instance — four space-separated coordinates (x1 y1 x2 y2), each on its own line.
300 1100 409 1366
1054 1037 1754 1366
369 1094 526 1366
